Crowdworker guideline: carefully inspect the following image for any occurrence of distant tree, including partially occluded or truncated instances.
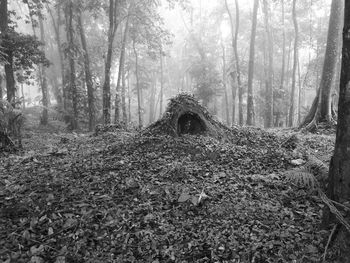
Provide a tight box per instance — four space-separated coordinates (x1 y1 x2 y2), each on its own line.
102 0 120 124
47 2 65 109
159 47 164 117
64 0 78 130
77 6 95 131
288 0 298 127
262 0 274 128
246 0 259 126
321 1 350 259
224 0 243 125
114 2 131 124
220 40 230 125
190 58 221 107
38 15 49 125
132 38 142 128
299 0 344 130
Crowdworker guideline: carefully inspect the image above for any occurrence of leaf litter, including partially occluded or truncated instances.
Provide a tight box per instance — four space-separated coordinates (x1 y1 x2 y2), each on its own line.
0 127 335 262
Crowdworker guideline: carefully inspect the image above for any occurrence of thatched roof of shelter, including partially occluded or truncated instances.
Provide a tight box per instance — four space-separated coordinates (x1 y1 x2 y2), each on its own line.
144 94 233 141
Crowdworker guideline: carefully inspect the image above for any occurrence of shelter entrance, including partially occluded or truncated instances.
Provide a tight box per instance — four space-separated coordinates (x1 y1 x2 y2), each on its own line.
177 112 206 135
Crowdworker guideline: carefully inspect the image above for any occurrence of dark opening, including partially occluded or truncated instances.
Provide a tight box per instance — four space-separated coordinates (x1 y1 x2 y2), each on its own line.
177 112 206 135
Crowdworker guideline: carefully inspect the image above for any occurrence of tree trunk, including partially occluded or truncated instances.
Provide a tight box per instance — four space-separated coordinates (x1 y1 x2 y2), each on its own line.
77 11 95 131
297 57 302 124
0 73 3 100
66 1 78 130
288 0 298 127
102 0 119 125
47 4 65 109
299 0 344 130
280 0 286 93
321 2 350 259
133 39 142 128
263 0 274 128
1 0 16 106
122 59 127 124
230 72 237 125
224 0 243 126
39 16 49 125
149 73 156 124
246 0 259 126
221 41 230 125
127 65 131 122
114 13 130 124
159 48 164 117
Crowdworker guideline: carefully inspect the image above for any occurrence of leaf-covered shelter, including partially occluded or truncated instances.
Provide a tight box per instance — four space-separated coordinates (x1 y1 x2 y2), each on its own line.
144 94 233 140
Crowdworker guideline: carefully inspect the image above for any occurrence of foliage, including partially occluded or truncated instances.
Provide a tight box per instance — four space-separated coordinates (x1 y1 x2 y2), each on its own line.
0 29 49 84
189 58 221 107
0 99 23 149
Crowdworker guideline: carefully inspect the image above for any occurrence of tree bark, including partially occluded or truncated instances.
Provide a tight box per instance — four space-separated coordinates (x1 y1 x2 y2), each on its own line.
288 0 298 127
133 39 142 128
39 16 49 125
122 56 127 124
1 0 16 106
299 0 344 130
321 2 350 259
65 1 78 130
280 0 286 94
77 11 95 131
224 0 243 126
103 0 119 124
114 13 130 124
246 0 259 126
263 0 274 128
149 73 156 124
221 41 230 125
159 48 164 117
47 4 65 109
0 73 3 100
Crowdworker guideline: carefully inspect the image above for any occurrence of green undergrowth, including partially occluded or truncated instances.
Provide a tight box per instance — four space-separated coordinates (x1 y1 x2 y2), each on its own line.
0 127 335 263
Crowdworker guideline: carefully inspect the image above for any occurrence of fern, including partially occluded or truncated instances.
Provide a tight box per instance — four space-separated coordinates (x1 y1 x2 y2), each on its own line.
305 155 328 180
284 155 328 189
285 170 319 189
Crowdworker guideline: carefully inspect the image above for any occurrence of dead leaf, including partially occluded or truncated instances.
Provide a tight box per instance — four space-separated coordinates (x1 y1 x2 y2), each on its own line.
178 191 191 203
29 256 44 263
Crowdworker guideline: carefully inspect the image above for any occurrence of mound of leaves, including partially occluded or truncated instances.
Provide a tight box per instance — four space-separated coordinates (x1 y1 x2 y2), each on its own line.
0 130 329 262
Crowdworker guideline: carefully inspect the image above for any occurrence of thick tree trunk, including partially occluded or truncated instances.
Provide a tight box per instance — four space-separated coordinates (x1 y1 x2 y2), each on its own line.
66 1 78 130
321 2 350 259
133 40 142 128
299 0 344 130
263 0 274 128
103 0 119 124
114 14 130 124
288 0 298 127
246 0 259 126
39 16 49 125
1 0 16 106
77 11 95 131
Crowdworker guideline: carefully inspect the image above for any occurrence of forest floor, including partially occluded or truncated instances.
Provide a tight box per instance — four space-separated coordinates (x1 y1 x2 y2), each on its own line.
0 114 338 263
